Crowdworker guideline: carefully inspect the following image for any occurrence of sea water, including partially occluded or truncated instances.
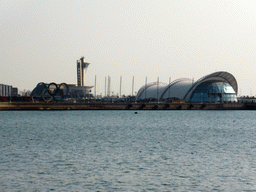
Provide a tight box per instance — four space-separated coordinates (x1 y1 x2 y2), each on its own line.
1 110 256 191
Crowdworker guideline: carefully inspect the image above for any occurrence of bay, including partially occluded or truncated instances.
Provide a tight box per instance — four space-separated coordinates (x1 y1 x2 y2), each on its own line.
1 110 256 191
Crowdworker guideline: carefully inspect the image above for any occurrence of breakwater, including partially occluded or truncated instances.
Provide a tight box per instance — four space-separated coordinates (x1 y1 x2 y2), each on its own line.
1 102 254 110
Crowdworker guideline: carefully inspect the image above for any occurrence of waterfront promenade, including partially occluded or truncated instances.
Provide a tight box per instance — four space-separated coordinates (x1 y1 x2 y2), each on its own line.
0 102 253 110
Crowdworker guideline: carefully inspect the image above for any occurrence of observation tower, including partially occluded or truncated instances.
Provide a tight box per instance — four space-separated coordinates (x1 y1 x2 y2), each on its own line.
77 56 90 87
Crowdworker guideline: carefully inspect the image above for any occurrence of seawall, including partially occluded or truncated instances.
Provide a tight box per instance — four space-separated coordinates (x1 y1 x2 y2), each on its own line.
0 102 253 111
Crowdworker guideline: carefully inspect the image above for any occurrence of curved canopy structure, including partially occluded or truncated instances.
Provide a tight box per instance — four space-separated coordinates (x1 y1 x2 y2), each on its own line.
136 71 238 103
136 82 167 101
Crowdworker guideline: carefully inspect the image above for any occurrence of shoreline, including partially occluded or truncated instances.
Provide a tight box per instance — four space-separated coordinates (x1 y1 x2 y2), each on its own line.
0 102 254 111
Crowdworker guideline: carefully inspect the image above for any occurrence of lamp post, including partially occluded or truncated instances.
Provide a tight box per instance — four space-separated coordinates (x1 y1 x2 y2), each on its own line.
157 77 159 103
145 76 147 100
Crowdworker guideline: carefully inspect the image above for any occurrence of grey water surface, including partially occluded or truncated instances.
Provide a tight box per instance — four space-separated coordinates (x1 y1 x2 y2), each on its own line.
1 110 256 191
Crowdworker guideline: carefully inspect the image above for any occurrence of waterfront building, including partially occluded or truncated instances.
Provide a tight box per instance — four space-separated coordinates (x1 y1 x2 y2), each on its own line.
76 56 94 97
30 57 94 99
0 84 18 97
136 71 238 103
77 56 90 87
237 96 256 103
30 83 93 99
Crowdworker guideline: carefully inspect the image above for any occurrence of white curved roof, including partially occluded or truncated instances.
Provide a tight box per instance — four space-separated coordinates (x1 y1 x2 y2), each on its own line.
136 71 238 101
183 71 237 101
136 82 167 100
160 78 193 100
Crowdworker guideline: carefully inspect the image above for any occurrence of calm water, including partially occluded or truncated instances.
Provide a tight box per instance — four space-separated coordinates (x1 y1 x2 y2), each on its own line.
1 110 256 191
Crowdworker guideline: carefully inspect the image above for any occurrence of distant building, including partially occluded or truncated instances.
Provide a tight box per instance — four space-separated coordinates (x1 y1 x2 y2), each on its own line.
30 56 95 100
11 87 18 96
75 56 94 98
30 83 93 99
136 71 238 103
30 57 94 99
237 96 256 103
77 57 90 87
66 84 93 98
0 84 18 97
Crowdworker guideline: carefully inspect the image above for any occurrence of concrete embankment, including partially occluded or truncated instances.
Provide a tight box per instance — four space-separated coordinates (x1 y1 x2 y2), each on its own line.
0 102 252 110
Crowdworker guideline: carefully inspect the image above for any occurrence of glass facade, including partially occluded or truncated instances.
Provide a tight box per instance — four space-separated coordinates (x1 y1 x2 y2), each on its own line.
189 81 237 103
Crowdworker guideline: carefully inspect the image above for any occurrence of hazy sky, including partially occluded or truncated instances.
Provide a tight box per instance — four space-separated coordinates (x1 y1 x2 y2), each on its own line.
1 0 256 96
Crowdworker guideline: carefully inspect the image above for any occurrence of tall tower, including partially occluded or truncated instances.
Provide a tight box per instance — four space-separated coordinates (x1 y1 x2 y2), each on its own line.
77 57 90 86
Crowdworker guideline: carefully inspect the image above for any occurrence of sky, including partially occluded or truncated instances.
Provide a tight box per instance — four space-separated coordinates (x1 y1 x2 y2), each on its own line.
1 0 256 96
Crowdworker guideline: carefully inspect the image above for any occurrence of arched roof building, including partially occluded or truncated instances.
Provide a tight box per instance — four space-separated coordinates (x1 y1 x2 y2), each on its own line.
136 71 238 103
